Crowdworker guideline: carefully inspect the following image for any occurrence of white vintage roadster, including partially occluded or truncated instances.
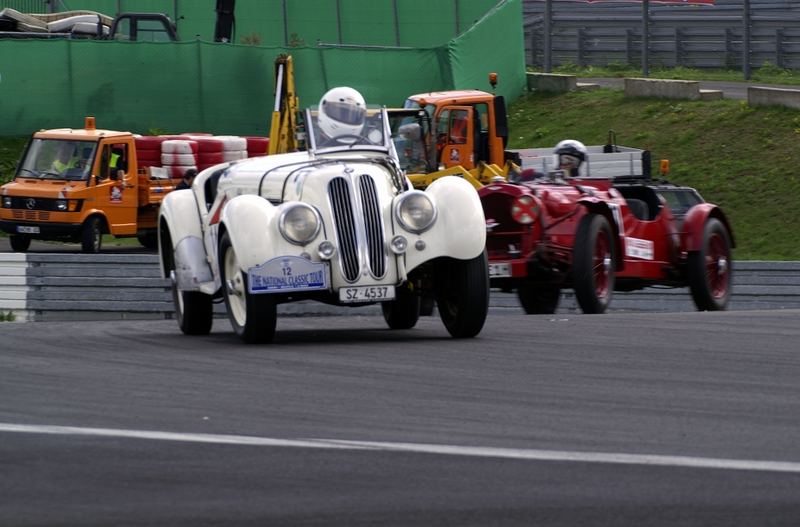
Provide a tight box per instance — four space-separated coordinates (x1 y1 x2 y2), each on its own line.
157 88 489 343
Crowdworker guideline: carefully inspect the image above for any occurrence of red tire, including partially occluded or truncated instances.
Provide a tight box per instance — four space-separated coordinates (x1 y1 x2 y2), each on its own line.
198 151 225 165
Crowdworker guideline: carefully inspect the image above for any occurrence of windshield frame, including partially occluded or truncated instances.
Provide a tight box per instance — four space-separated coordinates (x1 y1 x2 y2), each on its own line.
305 106 394 156
17 138 97 182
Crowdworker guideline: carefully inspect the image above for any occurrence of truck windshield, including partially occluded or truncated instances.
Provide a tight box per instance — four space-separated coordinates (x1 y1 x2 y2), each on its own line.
18 139 97 181
387 110 435 174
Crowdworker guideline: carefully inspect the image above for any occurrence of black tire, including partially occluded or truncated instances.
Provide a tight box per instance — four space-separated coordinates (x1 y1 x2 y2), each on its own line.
164 232 213 335
517 283 560 314
381 282 421 329
81 216 103 254
9 235 31 252
137 231 158 250
688 218 732 311
419 296 435 317
573 213 615 314
435 250 489 338
219 231 276 343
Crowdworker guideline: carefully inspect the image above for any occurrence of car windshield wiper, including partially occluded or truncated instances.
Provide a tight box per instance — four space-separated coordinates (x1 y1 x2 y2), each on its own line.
39 171 63 179
17 168 40 178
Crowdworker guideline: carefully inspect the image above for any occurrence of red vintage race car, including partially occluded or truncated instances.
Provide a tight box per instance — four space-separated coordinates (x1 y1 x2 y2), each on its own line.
479 141 734 314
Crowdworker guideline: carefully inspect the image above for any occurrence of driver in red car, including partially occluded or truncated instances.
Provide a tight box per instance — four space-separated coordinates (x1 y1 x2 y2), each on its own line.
554 139 587 178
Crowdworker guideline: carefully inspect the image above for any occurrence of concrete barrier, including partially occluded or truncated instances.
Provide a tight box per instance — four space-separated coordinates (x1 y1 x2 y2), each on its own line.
748 86 800 110
0 254 799 321
624 77 722 101
527 72 577 92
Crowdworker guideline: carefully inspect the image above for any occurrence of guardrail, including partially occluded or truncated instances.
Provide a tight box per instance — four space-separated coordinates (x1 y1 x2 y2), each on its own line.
1 254 798 322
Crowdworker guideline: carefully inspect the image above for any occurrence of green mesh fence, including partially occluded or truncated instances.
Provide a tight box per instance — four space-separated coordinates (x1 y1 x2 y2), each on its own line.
0 0 524 136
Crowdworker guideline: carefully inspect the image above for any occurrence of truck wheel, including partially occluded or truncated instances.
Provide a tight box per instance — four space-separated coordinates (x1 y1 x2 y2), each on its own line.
381 282 421 329
219 231 276 343
434 250 489 338
517 283 560 314
9 235 31 252
81 217 103 254
688 218 732 311
137 232 158 250
573 213 615 314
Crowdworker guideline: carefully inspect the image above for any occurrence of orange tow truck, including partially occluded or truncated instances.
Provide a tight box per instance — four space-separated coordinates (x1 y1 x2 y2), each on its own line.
0 117 174 253
400 75 522 189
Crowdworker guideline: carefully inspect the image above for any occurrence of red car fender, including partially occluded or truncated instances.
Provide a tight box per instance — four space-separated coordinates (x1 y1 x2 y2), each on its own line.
579 199 626 272
682 204 736 251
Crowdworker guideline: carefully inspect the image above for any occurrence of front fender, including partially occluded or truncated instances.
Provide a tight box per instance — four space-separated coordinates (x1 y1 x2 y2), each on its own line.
403 175 486 273
683 204 736 251
580 199 625 272
219 194 316 272
158 189 206 280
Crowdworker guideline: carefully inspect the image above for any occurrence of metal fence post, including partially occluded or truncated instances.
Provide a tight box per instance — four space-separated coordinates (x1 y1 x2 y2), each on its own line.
577 27 585 67
544 0 552 72
743 0 751 79
776 28 784 69
675 27 682 67
642 0 650 77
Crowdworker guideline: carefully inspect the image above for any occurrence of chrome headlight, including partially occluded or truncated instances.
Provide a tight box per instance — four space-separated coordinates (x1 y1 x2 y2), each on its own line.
56 199 68 211
1 196 11 208
395 191 436 234
279 203 321 245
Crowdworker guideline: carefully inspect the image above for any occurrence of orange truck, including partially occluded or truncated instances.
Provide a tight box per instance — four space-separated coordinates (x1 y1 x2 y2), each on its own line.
0 117 176 253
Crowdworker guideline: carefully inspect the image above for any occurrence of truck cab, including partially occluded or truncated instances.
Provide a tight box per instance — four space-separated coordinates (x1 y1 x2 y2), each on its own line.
0 117 166 252
403 89 509 171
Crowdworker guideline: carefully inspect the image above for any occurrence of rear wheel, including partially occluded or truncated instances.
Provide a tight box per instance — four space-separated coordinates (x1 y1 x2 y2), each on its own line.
137 231 158 250
381 282 421 330
688 218 732 311
573 213 615 314
517 283 560 314
81 216 103 254
163 227 213 335
435 250 489 338
9 235 31 252
171 272 213 335
219 231 276 343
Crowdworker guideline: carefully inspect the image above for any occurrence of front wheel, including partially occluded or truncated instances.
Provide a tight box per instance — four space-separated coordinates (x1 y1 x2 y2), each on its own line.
381 282 421 330
688 218 732 311
9 234 31 252
219 231 276 343
81 216 103 254
517 283 560 314
435 250 489 338
573 213 615 314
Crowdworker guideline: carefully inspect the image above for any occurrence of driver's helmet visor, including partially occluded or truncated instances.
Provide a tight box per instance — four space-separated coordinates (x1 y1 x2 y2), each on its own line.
324 101 366 125
559 153 582 167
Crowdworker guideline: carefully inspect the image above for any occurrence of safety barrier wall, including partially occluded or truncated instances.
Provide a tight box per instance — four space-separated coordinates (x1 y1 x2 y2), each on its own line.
0 0 525 137
1 254 799 322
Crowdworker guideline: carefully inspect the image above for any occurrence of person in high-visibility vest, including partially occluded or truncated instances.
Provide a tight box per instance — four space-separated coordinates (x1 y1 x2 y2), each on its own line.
50 142 79 173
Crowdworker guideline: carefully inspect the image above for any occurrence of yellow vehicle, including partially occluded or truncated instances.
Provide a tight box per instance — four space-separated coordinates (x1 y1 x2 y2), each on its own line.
0 117 174 253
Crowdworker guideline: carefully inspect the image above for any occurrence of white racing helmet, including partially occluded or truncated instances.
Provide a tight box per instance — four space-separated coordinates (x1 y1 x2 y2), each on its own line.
553 139 588 176
318 86 367 144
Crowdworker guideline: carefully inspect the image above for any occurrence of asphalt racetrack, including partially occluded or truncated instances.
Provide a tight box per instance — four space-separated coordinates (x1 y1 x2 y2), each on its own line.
2 310 800 526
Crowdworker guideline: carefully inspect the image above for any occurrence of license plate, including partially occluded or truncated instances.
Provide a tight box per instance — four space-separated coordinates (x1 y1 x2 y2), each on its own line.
339 285 395 303
248 256 328 294
489 262 511 278
17 225 40 234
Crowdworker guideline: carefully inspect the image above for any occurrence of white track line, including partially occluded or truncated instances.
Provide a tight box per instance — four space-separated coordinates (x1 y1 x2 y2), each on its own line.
2 422 800 475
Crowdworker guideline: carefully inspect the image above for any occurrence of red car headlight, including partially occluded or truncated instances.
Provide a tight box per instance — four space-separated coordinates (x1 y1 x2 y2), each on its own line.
511 195 538 225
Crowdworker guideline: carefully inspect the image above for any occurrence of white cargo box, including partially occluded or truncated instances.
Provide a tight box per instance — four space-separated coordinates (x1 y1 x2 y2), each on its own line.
511 145 645 179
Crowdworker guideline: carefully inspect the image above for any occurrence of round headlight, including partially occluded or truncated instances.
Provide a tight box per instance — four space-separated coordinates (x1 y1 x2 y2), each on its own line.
2 196 11 208
395 191 436 234
279 203 321 245
56 199 68 211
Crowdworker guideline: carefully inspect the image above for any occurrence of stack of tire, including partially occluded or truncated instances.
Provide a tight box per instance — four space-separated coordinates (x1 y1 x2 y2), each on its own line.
160 139 199 179
187 136 226 172
135 136 171 170
245 136 270 158
213 135 248 164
